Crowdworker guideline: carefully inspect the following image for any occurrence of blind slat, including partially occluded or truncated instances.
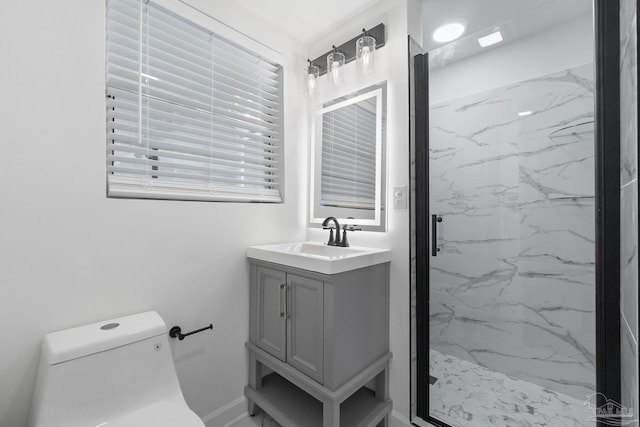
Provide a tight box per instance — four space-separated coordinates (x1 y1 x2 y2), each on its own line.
109 143 278 171
107 88 280 138
108 175 281 202
108 110 279 151
108 156 278 183
108 165 276 187
109 133 278 165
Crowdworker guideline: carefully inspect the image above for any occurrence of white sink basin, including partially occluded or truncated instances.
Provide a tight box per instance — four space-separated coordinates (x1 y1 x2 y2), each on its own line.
247 242 391 274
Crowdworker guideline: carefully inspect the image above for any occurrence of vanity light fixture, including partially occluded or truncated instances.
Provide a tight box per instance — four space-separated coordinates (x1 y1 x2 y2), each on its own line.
307 59 320 96
305 24 385 98
478 31 503 48
433 22 465 43
327 46 346 86
356 28 376 75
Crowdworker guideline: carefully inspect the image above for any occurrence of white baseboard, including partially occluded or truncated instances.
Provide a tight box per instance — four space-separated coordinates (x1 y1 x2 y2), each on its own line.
201 396 247 427
390 410 412 427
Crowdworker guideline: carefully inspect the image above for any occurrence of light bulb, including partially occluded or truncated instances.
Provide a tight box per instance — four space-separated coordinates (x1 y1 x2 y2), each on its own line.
306 62 319 96
361 46 371 72
327 51 345 86
331 62 340 84
356 34 376 75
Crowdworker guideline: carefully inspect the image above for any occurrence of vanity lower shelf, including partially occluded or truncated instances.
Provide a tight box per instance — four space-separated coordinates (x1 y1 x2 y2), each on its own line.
245 343 392 427
245 373 391 427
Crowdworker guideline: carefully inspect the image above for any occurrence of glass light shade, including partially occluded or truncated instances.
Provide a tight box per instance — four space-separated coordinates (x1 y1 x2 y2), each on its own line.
307 64 319 96
327 52 345 86
356 35 376 74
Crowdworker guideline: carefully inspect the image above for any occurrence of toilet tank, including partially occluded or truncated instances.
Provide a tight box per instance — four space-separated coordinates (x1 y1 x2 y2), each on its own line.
28 311 186 427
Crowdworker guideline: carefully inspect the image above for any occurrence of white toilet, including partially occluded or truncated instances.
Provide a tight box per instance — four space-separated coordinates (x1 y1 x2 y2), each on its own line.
28 311 205 427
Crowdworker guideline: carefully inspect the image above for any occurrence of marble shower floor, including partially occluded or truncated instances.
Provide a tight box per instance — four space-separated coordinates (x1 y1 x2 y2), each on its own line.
429 350 595 427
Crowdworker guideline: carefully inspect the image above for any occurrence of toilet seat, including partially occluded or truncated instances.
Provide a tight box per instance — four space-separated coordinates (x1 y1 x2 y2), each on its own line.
108 398 204 427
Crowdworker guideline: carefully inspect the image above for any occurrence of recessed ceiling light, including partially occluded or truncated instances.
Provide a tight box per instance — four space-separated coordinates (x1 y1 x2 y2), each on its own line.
478 31 503 48
518 111 533 117
433 23 466 43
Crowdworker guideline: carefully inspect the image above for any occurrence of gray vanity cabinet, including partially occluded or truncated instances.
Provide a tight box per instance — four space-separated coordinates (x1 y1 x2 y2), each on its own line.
246 259 392 427
255 266 324 382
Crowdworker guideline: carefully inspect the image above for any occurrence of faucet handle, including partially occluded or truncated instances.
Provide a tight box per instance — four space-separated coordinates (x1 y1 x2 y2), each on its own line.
324 227 335 245
344 217 360 232
340 224 361 247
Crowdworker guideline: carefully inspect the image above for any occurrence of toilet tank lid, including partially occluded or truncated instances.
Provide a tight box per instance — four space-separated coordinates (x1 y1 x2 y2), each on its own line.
42 311 167 365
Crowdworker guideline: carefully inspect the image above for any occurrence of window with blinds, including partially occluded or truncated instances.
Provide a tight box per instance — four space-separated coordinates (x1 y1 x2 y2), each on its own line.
105 0 283 202
320 98 377 210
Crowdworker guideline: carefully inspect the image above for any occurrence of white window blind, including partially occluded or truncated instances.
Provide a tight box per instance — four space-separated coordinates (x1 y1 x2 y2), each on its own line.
106 0 283 202
321 99 377 210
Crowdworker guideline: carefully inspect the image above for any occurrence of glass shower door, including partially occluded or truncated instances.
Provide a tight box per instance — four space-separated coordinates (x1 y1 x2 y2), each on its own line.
426 10 597 426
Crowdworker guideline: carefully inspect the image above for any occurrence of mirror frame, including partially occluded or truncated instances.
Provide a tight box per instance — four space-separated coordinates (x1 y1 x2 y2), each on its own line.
309 82 387 232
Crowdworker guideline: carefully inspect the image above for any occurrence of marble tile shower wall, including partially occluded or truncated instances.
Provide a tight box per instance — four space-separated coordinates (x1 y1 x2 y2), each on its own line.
620 0 638 420
429 63 596 400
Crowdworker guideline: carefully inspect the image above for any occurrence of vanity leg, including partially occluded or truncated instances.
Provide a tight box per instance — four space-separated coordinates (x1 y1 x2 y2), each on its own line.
247 400 258 416
248 352 262 416
322 399 340 427
375 366 390 427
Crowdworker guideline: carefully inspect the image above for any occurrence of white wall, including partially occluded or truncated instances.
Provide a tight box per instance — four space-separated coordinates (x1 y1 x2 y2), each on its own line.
0 1 306 426
430 12 594 103
305 0 413 419
407 0 424 50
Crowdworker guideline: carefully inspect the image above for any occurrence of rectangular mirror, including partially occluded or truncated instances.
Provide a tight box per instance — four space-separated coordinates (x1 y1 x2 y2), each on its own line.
309 82 387 232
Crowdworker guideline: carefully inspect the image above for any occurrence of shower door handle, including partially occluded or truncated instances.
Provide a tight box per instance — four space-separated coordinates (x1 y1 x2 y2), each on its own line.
431 214 442 256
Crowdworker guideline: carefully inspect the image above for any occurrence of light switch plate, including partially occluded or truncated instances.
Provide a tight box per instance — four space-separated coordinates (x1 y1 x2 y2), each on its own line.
393 185 407 210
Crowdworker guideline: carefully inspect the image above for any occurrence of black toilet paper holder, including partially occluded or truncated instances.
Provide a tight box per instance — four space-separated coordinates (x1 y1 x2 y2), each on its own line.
169 323 213 341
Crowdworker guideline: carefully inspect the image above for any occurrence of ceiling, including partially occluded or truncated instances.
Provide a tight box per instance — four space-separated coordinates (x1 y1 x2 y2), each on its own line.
231 0 377 43
421 0 592 52
229 0 593 51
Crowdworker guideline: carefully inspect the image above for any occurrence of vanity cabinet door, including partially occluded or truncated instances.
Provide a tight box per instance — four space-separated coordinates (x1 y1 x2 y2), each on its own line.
286 274 324 383
255 267 287 362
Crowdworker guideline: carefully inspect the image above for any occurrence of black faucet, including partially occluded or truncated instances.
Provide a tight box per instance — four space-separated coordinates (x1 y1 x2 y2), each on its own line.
321 217 341 246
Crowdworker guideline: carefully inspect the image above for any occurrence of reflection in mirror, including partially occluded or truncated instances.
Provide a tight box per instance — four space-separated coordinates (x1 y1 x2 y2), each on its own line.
309 82 387 231
321 96 376 212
